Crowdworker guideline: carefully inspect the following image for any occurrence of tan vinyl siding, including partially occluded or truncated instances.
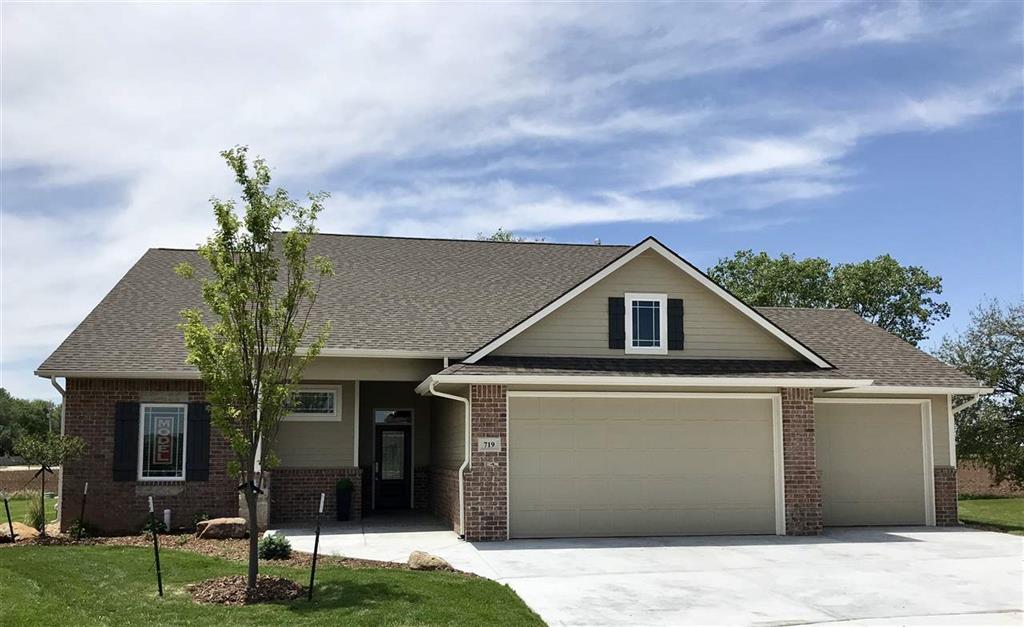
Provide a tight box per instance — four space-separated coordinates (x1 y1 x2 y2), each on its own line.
430 392 467 470
274 381 355 468
494 250 801 360
304 357 444 381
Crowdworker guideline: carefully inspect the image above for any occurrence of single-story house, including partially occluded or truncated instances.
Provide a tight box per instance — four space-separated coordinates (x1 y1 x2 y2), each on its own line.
37 234 990 539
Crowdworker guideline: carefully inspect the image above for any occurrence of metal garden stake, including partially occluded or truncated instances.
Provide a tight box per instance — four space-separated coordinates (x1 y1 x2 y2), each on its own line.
308 492 325 601
3 495 14 541
148 496 163 597
77 482 88 540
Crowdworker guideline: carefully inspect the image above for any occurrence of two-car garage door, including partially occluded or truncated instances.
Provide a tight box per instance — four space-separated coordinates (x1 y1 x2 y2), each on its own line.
508 394 780 538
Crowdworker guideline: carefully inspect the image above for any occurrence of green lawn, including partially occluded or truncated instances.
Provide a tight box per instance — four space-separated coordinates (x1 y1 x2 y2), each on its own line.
3 494 57 527
0 545 543 626
959 497 1024 535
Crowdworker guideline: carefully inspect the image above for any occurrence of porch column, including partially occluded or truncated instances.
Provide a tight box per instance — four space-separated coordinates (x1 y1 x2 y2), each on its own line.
463 384 508 541
781 387 823 535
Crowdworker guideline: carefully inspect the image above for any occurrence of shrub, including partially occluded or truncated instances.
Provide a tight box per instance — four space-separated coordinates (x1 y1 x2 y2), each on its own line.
68 518 94 539
141 517 167 535
22 497 45 530
191 511 211 527
258 534 292 560
335 478 353 492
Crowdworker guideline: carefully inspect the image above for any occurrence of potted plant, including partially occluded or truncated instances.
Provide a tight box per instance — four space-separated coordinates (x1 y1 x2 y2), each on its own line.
335 478 354 521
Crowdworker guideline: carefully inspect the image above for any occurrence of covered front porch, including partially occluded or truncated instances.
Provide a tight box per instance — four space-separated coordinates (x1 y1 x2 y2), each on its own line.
266 363 458 527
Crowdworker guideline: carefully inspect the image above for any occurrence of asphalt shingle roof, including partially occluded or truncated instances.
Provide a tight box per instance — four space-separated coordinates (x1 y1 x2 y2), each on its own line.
37 234 981 389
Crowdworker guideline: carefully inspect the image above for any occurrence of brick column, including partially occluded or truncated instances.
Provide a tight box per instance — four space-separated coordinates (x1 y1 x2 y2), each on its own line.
934 466 959 526
463 384 508 541
781 388 823 535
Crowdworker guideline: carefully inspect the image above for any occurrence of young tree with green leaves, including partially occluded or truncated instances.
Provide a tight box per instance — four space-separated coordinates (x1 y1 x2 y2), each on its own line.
13 433 86 536
176 147 333 592
937 299 1023 489
707 250 950 345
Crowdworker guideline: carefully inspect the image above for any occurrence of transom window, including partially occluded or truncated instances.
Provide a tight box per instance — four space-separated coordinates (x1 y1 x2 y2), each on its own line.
285 387 340 421
625 292 668 354
139 404 187 481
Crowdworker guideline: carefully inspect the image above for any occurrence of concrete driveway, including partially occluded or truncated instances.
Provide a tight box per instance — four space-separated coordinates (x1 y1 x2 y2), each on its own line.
276 519 1023 626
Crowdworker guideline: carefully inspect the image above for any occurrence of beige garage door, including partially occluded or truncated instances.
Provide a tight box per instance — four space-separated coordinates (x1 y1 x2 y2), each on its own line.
508 394 778 538
815 401 930 526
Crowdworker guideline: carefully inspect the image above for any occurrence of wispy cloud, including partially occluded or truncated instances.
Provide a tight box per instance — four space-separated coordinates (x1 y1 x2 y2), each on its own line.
1 1 1021 398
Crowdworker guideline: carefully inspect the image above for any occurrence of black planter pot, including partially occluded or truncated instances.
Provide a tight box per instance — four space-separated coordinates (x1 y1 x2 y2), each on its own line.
336 488 353 522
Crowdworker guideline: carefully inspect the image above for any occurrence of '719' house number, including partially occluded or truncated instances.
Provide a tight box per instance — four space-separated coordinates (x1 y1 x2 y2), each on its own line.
477 437 501 452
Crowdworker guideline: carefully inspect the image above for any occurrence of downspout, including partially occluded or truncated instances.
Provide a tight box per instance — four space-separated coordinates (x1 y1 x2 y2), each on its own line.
428 379 470 537
49 377 66 525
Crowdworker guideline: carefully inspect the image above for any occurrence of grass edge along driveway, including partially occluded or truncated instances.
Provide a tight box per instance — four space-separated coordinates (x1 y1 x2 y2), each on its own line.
0 544 544 626
959 496 1024 536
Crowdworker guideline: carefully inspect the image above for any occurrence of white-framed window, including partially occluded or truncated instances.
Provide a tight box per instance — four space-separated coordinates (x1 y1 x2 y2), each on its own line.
138 403 187 481
624 292 668 354
284 386 341 421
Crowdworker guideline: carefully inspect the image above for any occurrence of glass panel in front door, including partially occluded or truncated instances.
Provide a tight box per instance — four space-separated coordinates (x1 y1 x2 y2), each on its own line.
381 431 405 480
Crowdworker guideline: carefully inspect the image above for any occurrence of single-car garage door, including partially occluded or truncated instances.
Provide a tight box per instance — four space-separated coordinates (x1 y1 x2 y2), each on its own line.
508 393 780 538
815 400 933 526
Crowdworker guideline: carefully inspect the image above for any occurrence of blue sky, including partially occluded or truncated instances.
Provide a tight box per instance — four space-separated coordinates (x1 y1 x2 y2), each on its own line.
2 2 1022 401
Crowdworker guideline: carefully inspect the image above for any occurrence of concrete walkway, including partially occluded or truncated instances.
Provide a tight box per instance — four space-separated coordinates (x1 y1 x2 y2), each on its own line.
274 518 1024 626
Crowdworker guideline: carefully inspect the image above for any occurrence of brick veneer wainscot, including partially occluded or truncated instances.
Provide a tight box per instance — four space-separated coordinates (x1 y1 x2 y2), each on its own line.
781 387 823 535
269 467 362 523
462 384 508 541
934 466 959 526
61 378 237 534
429 467 461 534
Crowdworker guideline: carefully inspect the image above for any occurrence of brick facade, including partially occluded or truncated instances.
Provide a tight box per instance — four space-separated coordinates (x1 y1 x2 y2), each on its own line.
462 384 508 541
413 466 430 510
61 378 237 534
268 467 361 523
781 387 823 535
934 466 959 526
429 467 461 534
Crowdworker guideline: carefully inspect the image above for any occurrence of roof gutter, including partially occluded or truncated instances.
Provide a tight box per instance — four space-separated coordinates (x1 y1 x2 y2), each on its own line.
50 377 66 523
426 380 470 538
416 374 874 393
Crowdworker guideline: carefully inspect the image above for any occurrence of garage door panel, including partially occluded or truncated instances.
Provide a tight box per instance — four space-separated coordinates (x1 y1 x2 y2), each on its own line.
816 402 928 526
510 396 777 538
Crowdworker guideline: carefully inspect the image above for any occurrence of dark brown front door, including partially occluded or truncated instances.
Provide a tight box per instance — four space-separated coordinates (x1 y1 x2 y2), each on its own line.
374 425 411 510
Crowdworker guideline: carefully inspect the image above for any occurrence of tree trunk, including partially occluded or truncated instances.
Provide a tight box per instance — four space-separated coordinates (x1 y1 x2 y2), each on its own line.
39 471 46 537
244 484 259 591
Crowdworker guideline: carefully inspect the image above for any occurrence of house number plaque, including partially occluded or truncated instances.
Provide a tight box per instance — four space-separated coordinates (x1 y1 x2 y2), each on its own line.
477 437 501 452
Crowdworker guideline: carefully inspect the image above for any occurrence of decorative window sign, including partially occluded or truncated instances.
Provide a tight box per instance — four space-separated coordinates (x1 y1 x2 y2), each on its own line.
477 437 501 452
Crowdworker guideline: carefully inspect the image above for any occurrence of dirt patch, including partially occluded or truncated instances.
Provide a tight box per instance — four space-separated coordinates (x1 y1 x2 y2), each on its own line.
186 575 306 605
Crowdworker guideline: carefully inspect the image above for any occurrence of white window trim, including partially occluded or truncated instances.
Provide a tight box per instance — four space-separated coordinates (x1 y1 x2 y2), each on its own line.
624 292 668 355
138 402 188 482
284 385 342 421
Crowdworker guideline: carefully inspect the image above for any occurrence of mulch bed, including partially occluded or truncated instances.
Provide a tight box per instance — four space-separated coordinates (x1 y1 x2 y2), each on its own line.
187 575 306 606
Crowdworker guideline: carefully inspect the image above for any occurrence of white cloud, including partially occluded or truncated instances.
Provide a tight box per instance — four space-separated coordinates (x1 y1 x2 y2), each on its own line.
1 2 1020 399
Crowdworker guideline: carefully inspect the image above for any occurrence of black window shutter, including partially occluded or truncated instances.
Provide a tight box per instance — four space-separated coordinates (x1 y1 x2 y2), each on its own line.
186 402 211 482
668 298 685 350
608 297 625 349
113 401 140 481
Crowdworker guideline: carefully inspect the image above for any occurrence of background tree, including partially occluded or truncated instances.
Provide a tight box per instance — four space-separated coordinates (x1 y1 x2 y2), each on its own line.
176 147 333 593
13 433 86 536
708 250 950 345
477 227 546 243
937 299 1023 489
0 389 61 456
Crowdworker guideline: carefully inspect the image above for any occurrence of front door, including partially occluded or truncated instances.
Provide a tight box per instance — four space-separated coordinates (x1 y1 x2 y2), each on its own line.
374 424 411 510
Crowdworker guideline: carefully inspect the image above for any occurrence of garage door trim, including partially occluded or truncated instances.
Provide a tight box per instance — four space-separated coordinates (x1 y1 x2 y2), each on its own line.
506 391 786 535
814 398 936 526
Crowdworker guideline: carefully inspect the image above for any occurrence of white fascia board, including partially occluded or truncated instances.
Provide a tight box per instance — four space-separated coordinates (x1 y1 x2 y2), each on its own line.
463 237 833 368
821 386 994 396
417 374 873 394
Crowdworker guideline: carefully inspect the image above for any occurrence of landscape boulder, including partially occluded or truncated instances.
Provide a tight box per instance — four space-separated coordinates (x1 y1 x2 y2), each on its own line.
195 517 248 539
0 522 40 543
408 550 451 571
